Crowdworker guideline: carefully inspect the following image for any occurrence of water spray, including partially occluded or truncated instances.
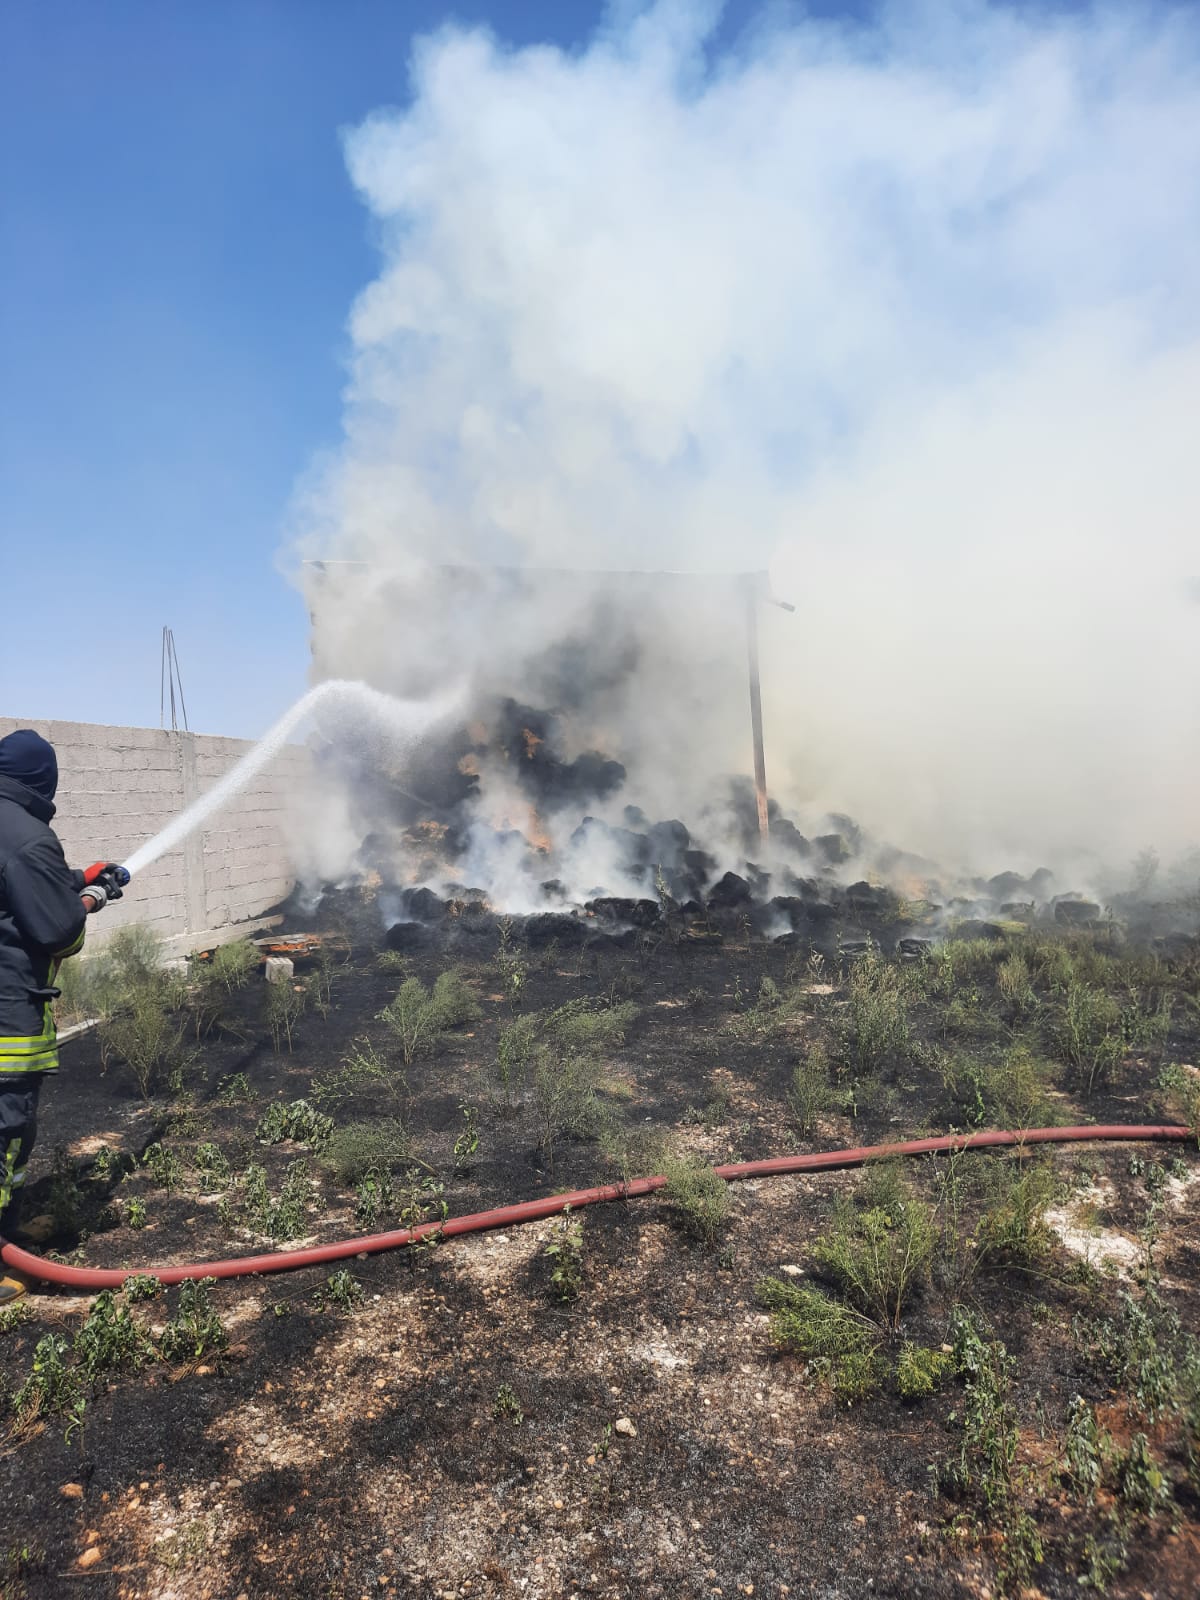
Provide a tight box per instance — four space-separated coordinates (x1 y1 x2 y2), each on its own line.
118 679 458 881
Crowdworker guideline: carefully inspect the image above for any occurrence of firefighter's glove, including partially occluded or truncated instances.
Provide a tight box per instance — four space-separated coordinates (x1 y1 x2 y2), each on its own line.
83 862 125 900
83 883 108 913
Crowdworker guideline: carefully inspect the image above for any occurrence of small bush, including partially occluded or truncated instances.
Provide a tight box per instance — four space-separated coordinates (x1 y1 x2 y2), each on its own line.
209 938 259 991
244 1160 311 1242
215 1071 253 1105
265 979 307 1054
832 1348 885 1405
896 1343 952 1401
378 968 479 1065
975 1159 1055 1266
531 1000 638 1166
543 1209 585 1302
997 951 1037 1019
495 1013 537 1109
1054 982 1123 1095
159 1278 228 1362
191 1143 231 1187
73 1290 155 1379
141 1142 183 1191
11 1334 86 1439
1159 1063 1200 1142
354 1167 393 1230
322 1120 411 1186
311 1037 407 1118
256 1099 334 1151
316 1268 363 1313
127 1197 148 1229
840 950 911 1075
788 1040 833 1136
103 985 187 1100
663 1157 731 1245
814 1170 934 1329
494 1382 523 1423
123 1275 163 1303
758 1277 882 1405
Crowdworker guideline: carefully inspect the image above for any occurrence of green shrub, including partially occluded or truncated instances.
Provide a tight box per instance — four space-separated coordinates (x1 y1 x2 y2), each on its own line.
814 1169 933 1329
378 968 480 1064
103 985 187 1100
60 923 168 1024
127 1197 148 1229
996 951 1037 1019
209 938 259 991
788 1040 833 1136
896 1343 952 1401
255 1099 334 1151
354 1168 393 1229
543 1209 585 1302
215 1071 253 1105
430 968 481 1027
311 1037 407 1118
191 1142 231 1187
123 1275 163 1304
663 1157 731 1245
1159 1063 1200 1142
73 1290 155 1379
840 951 910 1075
11 1334 86 1439
159 1279 227 1362
1054 982 1124 1095
832 1349 885 1405
316 1268 363 1314
757 1277 882 1405
531 1000 638 1166
240 1161 312 1242
265 978 307 1053
141 1142 183 1191
322 1120 411 1186
495 1013 537 1109
975 1159 1055 1266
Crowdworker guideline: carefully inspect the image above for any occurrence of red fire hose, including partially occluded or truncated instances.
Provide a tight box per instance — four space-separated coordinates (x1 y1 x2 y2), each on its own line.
1 1124 1190 1290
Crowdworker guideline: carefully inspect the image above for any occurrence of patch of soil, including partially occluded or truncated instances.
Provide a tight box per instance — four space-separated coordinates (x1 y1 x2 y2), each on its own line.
1 913 1197 1600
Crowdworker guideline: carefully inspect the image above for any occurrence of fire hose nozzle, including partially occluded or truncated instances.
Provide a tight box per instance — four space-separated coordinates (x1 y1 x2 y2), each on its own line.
82 862 132 895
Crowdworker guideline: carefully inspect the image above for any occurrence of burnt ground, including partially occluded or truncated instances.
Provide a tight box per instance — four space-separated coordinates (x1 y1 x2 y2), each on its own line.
1 900 1199 1600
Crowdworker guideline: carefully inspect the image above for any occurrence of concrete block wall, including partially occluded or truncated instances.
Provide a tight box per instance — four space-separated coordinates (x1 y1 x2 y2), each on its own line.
0 716 309 950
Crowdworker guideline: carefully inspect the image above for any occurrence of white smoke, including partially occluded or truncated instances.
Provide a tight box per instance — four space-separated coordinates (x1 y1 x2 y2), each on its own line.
289 0 1200 896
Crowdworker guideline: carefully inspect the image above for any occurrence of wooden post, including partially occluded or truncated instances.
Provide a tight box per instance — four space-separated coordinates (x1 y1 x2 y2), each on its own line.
745 581 770 843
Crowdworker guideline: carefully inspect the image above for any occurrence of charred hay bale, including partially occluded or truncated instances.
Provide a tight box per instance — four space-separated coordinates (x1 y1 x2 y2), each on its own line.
951 919 1006 941
842 881 901 919
646 818 691 865
813 832 854 865
769 818 811 857
1054 897 1102 927
384 921 431 953
986 870 1031 902
706 871 753 911
400 886 449 922
766 895 808 930
523 912 588 947
586 897 661 929
586 926 640 951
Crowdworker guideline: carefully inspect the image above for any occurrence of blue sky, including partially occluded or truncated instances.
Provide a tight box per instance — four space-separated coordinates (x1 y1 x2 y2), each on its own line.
0 0 816 738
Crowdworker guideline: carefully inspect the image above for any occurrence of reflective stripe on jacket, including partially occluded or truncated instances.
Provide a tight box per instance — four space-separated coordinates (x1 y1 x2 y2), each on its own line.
0 773 87 1076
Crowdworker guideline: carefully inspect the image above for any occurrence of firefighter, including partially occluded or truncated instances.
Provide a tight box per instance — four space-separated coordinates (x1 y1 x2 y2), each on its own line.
0 729 121 1304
